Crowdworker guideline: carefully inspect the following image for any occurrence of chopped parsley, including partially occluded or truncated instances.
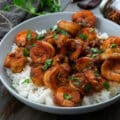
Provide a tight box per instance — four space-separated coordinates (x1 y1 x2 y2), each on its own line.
90 47 104 58
53 34 58 40
103 82 110 90
22 79 30 84
37 34 45 40
84 84 92 92
42 59 53 71
23 48 29 57
109 44 118 48
26 31 32 41
79 34 88 41
63 93 72 100
55 27 68 35
94 70 100 77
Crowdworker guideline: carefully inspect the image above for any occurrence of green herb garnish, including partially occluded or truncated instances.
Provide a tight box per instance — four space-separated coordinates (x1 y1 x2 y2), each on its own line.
79 34 88 41
4 0 61 16
109 44 118 48
103 82 110 90
37 34 45 40
94 70 100 77
90 48 104 54
22 79 30 84
26 31 32 41
63 93 72 100
53 34 58 40
55 27 68 35
23 48 29 57
84 84 92 92
42 59 53 71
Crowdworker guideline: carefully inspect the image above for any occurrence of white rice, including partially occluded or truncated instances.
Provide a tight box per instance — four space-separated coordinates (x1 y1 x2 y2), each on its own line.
5 31 120 106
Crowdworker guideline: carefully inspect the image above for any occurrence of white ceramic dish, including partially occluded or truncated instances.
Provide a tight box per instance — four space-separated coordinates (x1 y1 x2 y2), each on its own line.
0 12 120 114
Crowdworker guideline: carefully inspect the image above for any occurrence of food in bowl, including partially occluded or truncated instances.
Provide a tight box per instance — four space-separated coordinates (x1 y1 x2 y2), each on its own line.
4 10 120 107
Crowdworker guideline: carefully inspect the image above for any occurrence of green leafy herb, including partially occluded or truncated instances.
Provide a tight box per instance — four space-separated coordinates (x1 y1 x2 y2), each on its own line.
53 34 58 40
68 76 80 81
37 34 45 40
23 48 29 57
63 93 72 100
109 44 118 48
94 70 100 77
79 34 88 41
4 0 61 16
55 27 68 35
84 84 92 92
42 59 53 71
26 31 32 41
103 82 110 90
90 48 104 54
22 79 30 84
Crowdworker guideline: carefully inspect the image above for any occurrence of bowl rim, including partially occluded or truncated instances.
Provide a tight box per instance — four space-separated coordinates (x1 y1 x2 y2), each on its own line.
0 11 120 110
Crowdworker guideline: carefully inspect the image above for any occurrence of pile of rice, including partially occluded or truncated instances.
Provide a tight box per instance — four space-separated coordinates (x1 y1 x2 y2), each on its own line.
6 30 120 106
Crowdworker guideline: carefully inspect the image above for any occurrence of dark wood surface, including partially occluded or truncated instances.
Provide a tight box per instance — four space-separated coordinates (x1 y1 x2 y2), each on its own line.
1 2 120 120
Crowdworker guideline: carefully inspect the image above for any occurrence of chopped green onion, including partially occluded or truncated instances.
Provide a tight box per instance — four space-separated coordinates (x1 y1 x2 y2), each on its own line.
23 48 29 57
63 93 72 100
22 79 30 84
37 34 45 40
84 84 92 92
109 44 118 48
53 34 58 40
103 82 110 90
26 31 32 41
55 27 68 35
79 34 88 41
42 59 53 71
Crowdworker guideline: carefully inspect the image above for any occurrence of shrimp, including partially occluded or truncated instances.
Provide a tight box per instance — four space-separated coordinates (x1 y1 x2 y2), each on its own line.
52 54 68 65
72 10 96 27
44 63 71 90
30 41 55 64
31 65 44 86
69 73 87 95
54 86 81 107
4 48 27 73
75 57 93 72
84 70 104 92
15 30 37 47
101 36 120 49
100 36 120 60
78 27 97 42
101 53 120 82
66 39 83 60
58 20 81 36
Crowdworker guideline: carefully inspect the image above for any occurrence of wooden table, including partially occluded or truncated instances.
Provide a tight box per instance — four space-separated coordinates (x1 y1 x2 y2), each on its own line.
1 2 120 120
